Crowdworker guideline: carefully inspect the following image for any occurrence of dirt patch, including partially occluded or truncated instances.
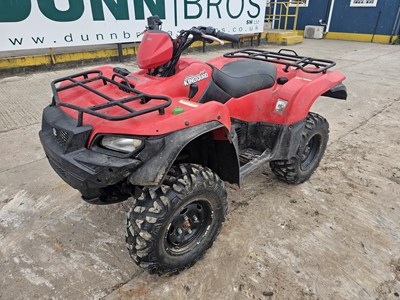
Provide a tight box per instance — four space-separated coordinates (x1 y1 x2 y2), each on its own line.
391 259 400 282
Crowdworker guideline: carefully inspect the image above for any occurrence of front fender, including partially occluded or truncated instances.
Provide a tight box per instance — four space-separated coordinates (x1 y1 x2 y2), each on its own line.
129 121 229 186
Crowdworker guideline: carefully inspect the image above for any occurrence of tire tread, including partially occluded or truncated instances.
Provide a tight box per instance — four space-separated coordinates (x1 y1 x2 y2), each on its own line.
126 164 227 275
270 112 329 184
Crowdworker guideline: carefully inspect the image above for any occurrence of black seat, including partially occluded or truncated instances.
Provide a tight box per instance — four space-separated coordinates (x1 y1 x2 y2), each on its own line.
212 60 277 98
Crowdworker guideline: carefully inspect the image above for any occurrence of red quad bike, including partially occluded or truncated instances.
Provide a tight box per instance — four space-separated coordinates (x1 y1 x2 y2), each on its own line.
39 16 347 275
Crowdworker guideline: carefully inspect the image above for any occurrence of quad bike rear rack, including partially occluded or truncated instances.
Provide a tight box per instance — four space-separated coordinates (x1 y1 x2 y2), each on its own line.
224 49 336 74
50 70 172 127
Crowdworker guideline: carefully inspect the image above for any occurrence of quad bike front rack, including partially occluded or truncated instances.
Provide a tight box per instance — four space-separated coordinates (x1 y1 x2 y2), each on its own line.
50 70 172 127
224 49 336 74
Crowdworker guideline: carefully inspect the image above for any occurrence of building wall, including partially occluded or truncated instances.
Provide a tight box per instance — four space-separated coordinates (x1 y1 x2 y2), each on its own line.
272 0 400 38
296 0 330 29
328 0 399 35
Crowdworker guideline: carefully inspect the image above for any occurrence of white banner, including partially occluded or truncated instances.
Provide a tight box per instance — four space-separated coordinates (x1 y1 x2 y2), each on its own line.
0 0 265 52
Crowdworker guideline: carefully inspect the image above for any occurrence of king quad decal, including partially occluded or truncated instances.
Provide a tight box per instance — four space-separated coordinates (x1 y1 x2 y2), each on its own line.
184 70 209 86
0 0 265 52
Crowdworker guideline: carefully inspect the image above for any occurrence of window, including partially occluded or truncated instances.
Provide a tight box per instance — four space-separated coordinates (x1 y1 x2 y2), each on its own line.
289 0 309 7
350 0 378 7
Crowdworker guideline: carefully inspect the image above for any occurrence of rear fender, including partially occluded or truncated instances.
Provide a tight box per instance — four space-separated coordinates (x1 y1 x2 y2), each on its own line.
282 71 346 124
129 121 239 186
322 83 347 100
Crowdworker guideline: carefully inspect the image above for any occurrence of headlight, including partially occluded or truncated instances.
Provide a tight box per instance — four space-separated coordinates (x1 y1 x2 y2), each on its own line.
101 136 143 154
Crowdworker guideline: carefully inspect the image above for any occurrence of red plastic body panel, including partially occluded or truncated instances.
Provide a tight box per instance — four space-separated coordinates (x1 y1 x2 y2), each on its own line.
277 69 345 124
137 31 173 69
208 56 346 124
57 48 345 145
58 64 229 144
132 59 213 103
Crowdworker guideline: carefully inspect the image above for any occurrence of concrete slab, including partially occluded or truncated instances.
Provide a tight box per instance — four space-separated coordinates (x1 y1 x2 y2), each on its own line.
0 40 400 300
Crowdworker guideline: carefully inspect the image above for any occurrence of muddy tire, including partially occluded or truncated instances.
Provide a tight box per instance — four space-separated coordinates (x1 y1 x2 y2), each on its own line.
270 112 329 184
126 164 227 275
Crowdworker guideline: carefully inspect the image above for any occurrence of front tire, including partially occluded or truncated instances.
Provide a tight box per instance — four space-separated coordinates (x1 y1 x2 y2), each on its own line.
126 164 227 275
270 112 329 184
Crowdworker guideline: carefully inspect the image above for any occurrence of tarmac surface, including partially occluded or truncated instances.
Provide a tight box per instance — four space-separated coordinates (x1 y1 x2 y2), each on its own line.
0 39 400 300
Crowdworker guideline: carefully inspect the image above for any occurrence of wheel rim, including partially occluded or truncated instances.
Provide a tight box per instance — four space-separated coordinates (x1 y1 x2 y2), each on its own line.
165 200 213 255
300 134 321 170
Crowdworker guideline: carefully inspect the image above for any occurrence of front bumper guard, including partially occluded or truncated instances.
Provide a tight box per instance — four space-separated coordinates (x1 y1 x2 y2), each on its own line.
39 106 141 201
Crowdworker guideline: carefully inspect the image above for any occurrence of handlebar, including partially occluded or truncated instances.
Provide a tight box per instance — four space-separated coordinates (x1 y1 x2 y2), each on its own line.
145 18 241 44
215 30 240 43
201 34 225 45
195 26 240 44
148 22 242 76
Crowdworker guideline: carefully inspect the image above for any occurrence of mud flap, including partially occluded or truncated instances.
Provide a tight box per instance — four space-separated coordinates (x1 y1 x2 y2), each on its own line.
270 119 306 161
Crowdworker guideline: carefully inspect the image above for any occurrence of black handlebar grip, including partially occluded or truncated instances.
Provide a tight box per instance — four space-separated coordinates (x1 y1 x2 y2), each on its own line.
215 30 240 43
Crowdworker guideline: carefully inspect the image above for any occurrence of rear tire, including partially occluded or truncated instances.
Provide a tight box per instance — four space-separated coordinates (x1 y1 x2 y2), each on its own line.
126 164 227 275
270 112 329 184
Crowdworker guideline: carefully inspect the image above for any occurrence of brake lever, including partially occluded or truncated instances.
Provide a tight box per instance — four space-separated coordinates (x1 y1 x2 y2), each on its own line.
201 34 224 45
